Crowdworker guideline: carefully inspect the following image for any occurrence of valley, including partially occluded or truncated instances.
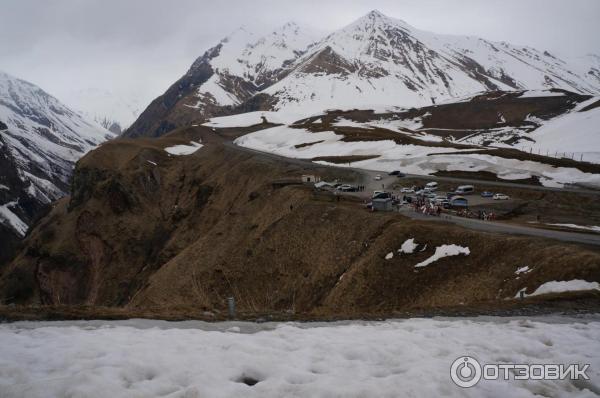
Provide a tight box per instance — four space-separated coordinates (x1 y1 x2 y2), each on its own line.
1 5 600 396
1 123 599 321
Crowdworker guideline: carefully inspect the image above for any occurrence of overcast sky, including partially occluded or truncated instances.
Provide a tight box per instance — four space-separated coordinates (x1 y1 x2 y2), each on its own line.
1 0 599 120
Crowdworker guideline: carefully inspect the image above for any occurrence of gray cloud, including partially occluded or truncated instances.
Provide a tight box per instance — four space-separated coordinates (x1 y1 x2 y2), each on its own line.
1 0 598 117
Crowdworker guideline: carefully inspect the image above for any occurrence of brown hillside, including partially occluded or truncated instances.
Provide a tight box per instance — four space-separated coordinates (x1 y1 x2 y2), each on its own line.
1 126 599 317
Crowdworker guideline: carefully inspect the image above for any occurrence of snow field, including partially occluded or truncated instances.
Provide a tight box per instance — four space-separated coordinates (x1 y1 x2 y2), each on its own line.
0 317 599 398
234 124 600 188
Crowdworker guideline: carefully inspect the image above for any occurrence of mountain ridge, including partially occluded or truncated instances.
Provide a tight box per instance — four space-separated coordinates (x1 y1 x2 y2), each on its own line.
0 70 114 260
125 10 600 138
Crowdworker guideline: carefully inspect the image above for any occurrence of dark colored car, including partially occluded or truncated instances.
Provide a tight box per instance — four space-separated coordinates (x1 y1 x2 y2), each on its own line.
446 192 459 199
388 170 406 177
372 192 392 199
480 191 494 198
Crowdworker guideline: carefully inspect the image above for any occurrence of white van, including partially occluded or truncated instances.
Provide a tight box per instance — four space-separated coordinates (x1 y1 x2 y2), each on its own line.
455 185 474 195
424 181 438 192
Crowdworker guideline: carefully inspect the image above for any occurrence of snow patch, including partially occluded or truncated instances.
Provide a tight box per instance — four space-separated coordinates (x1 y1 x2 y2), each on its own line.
398 238 418 254
546 223 600 233
515 266 532 275
164 141 203 156
518 90 566 98
414 244 470 268
203 111 305 128
517 280 600 298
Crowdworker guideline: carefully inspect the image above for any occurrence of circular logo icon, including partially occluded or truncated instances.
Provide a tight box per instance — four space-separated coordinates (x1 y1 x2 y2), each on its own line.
450 356 482 388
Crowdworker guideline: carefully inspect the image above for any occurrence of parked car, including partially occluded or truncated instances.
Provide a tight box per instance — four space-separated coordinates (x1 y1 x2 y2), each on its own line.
450 196 469 207
373 192 391 200
493 193 510 200
455 185 474 195
388 170 401 176
425 192 437 199
446 192 459 199
480 191 494 198
425 181 438 189
337 184 357 192
433 197 449 206
374 174 382 181
400 187 414 193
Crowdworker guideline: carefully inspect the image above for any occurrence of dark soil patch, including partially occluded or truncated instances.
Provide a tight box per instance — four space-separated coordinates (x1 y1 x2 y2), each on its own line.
433 170 542 186
312 155 380 164
295 140 324 149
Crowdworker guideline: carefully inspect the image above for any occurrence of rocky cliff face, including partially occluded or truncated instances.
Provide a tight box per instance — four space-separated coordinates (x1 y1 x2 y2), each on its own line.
125 10 600 138
0 71 114 264
2 126 598 315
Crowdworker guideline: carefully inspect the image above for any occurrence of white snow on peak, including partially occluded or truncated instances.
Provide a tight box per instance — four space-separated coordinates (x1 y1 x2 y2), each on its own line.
256 10 600 114
64 87 144 129
195 23 319 107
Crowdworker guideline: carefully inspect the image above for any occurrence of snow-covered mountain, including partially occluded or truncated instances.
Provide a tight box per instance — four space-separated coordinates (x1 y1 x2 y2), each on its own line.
65 87 145 133
126 22 319 137
126 10 600 138
265 11 600 113
0 71 114 246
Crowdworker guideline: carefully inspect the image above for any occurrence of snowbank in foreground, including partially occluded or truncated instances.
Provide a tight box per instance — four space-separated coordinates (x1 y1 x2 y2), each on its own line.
1 317 598 398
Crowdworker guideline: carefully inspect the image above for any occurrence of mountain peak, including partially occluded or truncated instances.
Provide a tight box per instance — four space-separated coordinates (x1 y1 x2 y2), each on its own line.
365 9 386 19
353 9 410 29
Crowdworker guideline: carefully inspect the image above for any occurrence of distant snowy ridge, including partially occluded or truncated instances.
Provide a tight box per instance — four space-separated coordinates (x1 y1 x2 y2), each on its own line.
66 87 145 131
0 71 115 237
